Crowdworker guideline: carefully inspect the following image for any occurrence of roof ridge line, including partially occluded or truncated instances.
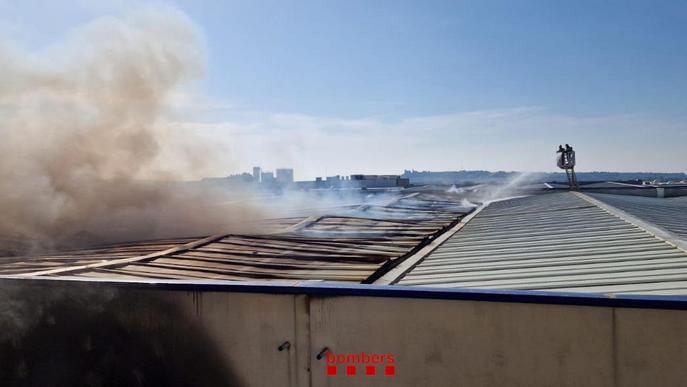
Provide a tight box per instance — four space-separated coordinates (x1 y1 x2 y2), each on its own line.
476 204 596 218
373 204 491 285
575 192 687 254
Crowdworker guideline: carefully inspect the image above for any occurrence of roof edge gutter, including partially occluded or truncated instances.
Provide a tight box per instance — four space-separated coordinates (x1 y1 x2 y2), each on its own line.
3 275 687 310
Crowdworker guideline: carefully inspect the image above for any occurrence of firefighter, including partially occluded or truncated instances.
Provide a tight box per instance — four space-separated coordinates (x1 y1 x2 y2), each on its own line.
557 145 565 167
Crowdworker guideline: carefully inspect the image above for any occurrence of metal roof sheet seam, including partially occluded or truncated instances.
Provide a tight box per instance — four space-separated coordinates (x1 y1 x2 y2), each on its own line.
375 201 492 285
584 192 687 243
396 192 687 296
575 192 687 254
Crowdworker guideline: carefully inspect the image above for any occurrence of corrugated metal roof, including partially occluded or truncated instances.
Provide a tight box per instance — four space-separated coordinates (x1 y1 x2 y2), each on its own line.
396 192 687 295
0 237 199 275
541 182 645 190
580 181 644 188
1 191 471 283
586 193 687 240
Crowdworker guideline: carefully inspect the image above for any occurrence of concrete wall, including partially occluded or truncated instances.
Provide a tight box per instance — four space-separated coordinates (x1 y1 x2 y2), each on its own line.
0 279 686 387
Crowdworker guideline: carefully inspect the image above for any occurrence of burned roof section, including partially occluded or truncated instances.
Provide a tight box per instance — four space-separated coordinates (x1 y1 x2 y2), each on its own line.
1 191 473 283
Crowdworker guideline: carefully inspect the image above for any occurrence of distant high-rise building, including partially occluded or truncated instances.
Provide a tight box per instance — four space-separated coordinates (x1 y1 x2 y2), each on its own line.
261 171 275 185
276 168 294 185
252 167 261 183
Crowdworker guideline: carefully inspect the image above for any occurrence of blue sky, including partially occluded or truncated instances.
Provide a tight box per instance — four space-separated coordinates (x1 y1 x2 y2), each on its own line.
1 0 686 179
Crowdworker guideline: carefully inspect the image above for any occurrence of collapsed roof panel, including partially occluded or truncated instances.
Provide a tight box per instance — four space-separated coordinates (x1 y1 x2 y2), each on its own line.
1 191 472 283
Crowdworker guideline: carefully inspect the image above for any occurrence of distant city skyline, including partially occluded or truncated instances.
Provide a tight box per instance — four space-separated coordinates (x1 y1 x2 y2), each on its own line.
222 166 685 185
2 0 686 180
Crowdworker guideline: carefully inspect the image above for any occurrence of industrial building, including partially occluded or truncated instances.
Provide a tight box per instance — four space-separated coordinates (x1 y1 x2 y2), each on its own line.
384 192 687 295
2 185 687 386
348 174 410 189
587 192 687 239
303 174 410 189
0 191 470 282
275 168 294 185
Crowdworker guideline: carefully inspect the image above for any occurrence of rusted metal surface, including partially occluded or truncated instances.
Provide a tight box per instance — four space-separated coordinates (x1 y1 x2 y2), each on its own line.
1 191 471 283
0 237 198 275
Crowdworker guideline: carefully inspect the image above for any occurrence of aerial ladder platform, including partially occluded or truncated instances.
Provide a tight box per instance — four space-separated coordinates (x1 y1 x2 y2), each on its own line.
557 146 579 190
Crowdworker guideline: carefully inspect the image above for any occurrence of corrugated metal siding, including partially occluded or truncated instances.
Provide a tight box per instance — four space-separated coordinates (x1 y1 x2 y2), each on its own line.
587 193 687 240
398 192 687 295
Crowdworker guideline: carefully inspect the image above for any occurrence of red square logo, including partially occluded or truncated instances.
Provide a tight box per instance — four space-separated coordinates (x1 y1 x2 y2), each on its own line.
365 365 376 376
346 365 356 376
384 365 395 376
327 365 337 376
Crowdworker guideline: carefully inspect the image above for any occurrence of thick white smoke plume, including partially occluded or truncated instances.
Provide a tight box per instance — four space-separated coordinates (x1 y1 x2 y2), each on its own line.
0 7 263 251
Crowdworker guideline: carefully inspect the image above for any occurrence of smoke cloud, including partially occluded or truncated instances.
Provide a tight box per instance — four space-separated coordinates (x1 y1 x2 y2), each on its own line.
0 7 263 251
445 172 540 206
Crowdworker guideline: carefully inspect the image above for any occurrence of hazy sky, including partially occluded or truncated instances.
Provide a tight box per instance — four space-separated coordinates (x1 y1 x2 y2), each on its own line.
1 0 686 179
